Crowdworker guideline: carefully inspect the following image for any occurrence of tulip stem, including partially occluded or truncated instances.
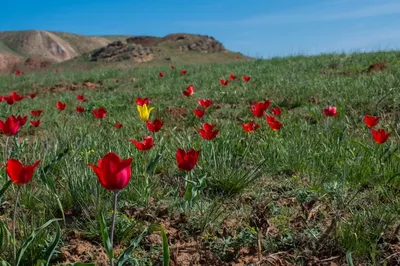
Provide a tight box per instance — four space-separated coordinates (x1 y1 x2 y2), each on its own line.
110 191 118 254
3 136 9 161
12 186 21 266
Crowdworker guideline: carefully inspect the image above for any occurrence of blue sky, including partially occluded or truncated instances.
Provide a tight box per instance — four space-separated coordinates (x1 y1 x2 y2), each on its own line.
1 0 400 58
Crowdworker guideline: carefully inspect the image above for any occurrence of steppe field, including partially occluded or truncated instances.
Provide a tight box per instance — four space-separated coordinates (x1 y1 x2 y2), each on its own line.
0 51 399 265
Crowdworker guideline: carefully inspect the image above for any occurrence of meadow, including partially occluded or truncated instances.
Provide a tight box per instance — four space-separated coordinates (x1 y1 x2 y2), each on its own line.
0 51 399 265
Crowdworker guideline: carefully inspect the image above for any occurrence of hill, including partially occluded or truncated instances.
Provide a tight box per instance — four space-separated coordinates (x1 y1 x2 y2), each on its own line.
0 31 245 73
0 30 127 71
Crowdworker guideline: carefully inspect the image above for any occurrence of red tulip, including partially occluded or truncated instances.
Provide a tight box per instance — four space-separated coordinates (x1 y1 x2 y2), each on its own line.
158 72 165 77
3 96 14 105
266 116 283 131
114 123 123 129
236 55 239 60
30 120 41 127
56 101 66 110
170 65 175 69
30 110 43 117
29 93 36 99
136 97 150 106
271 107 282 116
323 106 338 117
181 70 187 75
130 136 155 151
197 99 212 109
1 159 40 185
372 129 391 144
13 69 23 76
364 115 380 128
146 119 164 133
15 115 28 127
220 79 229 86
229 74 237 80
242 122 260 132
77 94 87 102
250 100 271 117
76 106 85 114
11 92 24 102
183 85 194 97
242 76 251 82
0 115 22 136
199 123 219 140
93 107 107 119
87 152 133 191
176 148 200 171
193 108 205 118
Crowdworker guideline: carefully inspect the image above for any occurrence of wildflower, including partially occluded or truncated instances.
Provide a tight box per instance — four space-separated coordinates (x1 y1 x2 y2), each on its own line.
130 136 155 151
193 108 205 118
93 107 108 119
364 115 380 128
199 123 219 140
146 119 163 133
242 122 260 132
183 85 194 97
87 152 133 191
1 159 40 185
197 99 212 109
30 110 43 117
0 115 22 136
323 106 338 117
372 129 391 144
266 116 283 131
242 76 251 82
176 148 200 171
30 120 40 127
56 101 66 111
136 97 150 106
137 104 155 121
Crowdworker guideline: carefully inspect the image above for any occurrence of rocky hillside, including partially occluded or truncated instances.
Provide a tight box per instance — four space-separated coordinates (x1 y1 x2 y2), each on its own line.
87 33 231 63
0 31 244 72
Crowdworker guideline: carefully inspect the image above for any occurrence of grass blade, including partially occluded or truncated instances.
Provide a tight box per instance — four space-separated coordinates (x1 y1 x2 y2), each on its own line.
99 212 113 260
16 218 61 266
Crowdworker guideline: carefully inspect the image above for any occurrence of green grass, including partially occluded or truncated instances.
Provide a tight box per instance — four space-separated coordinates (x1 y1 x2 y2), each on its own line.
0 50 399 265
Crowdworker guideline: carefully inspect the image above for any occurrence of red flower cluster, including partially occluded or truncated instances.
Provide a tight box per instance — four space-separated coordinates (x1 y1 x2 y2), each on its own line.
363 115 391 144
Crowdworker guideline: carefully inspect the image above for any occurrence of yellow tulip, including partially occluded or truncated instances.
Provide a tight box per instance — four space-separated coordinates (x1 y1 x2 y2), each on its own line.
137 104 155 121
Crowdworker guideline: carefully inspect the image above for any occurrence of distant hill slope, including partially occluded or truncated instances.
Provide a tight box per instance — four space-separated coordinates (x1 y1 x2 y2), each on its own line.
0 31 245 72
0 30 120 63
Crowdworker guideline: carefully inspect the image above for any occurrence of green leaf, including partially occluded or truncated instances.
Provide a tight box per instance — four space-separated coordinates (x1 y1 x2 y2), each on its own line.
16 218 61 266
39 148 69 191
71 264 96 266
0 219 11 250
116 226 151 266
0 261 11 266
43 222 61 266
99 212 113 260
346 251 354 266
146 152 163 174
0 180 12 203
160 227 170 266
